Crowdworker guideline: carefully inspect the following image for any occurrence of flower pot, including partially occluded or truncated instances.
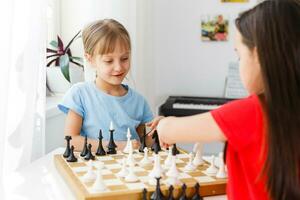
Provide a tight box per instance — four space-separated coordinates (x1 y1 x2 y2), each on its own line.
46 64 84 95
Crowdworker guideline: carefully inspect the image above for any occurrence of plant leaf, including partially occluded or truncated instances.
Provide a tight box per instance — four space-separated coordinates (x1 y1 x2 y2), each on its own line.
50 40 58 48
59 54 70 82
66 48 72 57
57 35 64 52
47 58 59 67
70 56 83 62
46 53 60 59
64 30 81 52
70 60 84 68
47 48 57 53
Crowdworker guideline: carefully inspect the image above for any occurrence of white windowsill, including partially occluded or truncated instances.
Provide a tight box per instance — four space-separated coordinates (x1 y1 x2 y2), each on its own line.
46 94 63 119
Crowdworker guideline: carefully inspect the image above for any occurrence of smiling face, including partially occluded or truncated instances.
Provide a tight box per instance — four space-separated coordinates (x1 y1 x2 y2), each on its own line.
234 30 264 94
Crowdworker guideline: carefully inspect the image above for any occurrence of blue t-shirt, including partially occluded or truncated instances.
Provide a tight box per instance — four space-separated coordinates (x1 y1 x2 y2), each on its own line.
58 81 153 141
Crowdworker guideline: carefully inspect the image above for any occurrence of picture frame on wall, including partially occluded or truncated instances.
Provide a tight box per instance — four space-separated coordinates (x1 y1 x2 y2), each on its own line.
201 15 229 42
221 0 249 2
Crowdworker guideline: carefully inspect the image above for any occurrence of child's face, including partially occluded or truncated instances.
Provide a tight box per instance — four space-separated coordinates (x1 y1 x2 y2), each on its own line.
234 30 264 94
89 42 130 86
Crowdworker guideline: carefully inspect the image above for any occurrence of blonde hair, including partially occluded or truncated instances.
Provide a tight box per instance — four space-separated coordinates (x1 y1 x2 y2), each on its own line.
82 19 131 57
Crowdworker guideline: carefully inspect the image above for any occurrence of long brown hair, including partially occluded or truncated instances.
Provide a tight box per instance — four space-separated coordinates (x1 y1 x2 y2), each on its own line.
236 0 300 199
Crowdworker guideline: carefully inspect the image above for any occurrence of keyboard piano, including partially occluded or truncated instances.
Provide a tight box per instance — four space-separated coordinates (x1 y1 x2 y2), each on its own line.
159 96 236 117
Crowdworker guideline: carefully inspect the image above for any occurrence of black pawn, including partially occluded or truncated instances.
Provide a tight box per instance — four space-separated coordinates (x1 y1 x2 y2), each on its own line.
142 188 148 200
150 177 164 200
107 129 117 154
84 143 95 160
179 183 188 200
96 129 106 156
139 126 147 153
191 183 203 200
63 135 72 158
66 145 77 162
80 135 88 157
151 130 161 152
167 185 175 200
173 144 180 155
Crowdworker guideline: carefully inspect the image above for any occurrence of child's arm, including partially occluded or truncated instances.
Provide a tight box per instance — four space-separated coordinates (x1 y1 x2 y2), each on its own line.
157 112 226 145
64 110 138 152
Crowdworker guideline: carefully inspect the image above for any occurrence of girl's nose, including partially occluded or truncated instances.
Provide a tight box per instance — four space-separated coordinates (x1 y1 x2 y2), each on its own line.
113 61 123 71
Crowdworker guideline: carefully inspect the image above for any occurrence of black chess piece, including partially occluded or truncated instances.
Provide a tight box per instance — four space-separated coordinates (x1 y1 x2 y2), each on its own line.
151 130 161 152
107 128 117 154
191 183 203 200
66 145 77 162
178 183 188 200
172 144 178 157
167 185 175 200
96 129 106 156
150 177 164 200
80 135 88 157
139 126 147 153
84 143 95 160
142 188 148 200
173 144 180 155
63 135 72 158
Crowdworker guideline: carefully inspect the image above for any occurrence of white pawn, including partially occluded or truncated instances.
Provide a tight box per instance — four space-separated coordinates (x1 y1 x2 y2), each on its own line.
193 142 204 166
123 128 132 154
82 160 96 182
117 158 128 178
140 147 151 166
149 152 164 179
163 146 173 168
126 141 136 166
216 152 227 178
206 155 218 175
166 152 179 177
183 152 197 172
91 162 107 192
124 162 139 182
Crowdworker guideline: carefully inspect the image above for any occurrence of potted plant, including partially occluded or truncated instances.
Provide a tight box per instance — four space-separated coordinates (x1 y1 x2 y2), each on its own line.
46 30 84 94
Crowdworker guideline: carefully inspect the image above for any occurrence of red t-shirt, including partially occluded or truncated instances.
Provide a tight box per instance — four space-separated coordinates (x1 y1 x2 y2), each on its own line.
211 95 269 200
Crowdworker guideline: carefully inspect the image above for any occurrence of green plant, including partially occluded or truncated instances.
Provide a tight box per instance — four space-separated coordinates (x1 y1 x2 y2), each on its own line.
46 30 84 82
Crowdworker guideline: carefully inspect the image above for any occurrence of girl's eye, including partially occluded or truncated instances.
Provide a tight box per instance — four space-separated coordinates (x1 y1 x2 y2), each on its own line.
122 57 128 61
104 60 113 64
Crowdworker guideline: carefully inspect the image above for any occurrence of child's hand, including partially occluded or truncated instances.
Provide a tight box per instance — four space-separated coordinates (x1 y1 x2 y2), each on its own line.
145 116 165 136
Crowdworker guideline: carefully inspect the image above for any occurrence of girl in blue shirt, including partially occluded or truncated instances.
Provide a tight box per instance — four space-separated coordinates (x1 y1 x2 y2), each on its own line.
58 19 155 151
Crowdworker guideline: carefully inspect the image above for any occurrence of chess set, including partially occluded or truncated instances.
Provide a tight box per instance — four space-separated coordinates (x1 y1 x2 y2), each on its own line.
54 122 227 200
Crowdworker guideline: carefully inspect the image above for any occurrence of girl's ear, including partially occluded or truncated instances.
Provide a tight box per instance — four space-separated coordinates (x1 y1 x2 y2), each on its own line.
253 47 259 65
84 53 93 63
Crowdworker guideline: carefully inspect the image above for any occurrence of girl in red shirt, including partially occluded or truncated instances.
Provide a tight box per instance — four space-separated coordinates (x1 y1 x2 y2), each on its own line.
150 0 300 199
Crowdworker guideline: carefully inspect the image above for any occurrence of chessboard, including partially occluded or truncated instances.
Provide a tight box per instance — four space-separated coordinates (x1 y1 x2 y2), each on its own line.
54 149 227 200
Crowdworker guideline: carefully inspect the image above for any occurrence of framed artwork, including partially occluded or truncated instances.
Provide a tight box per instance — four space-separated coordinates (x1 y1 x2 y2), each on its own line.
201 15 229 42
221 0 249 2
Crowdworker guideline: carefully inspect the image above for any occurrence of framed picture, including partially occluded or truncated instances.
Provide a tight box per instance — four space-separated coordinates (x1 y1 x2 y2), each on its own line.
201 15 229 42
221 0 249 2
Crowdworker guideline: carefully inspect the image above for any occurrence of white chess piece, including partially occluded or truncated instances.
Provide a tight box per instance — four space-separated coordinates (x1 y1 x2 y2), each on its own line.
183 152 197 172
140 147 151 166
206 155 218 175
216 152 227 178
117 158 128 177
109 121 114 130
149 152 164 179
126 141 136 166
165 152 181 185
91 162 107 192
163 146 173 168
123 128 132 154
82 160 96 182
124 162 139 182
193 142 204 166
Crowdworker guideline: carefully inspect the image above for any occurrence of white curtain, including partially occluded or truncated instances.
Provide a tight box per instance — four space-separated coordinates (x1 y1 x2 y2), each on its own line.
0 0 46 199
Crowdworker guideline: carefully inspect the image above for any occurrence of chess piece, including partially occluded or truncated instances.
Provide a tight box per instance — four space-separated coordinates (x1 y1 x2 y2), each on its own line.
193 142 204 166
205 155 218 175
117 158 128 178
107 121 117 154
150 177 164 200
126 141 136 166
151 130 161 152
178 183 188 200
191 183 203 200
167 185 175 200
142 188 148 200
66 145 77 162
173 144 180 154
84 144 95 160
123 128 132 154
216 152 227 178
80 135 88 157
140 147 151 166
149 145 164 181
184 152 197 172
139 126 147 153
63 135 72 158
124 162 139 182
164 145 173 168
91 162 107 192
82 159 96 182
166 145 181 185
96 129 106 156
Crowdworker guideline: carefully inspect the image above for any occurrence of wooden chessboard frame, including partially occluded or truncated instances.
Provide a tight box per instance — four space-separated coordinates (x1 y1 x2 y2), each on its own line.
54 149 226 200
